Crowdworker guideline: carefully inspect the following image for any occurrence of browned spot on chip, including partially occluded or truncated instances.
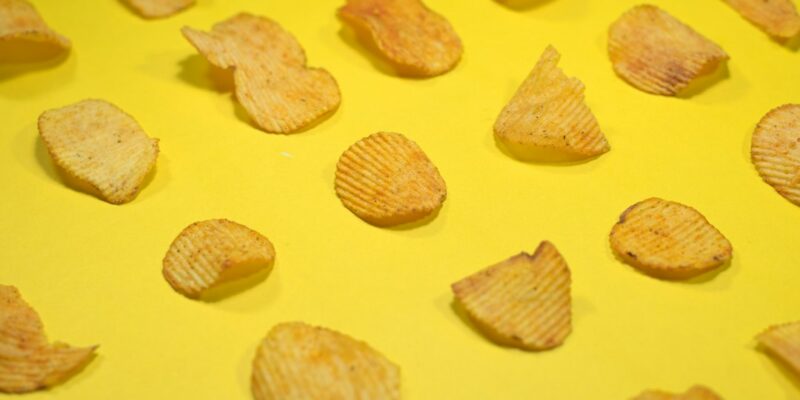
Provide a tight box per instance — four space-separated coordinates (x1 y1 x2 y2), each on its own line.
182 13 341 133
125 0 194 19
335 132 447 227
725 0 800 40
452 241 571 350
0 0 69 58
339 0 462 77
632 385 723 400
494 45 610 161
751 104 800 207
757 320 800 376
251 322 400 400
0 285 96 393
608 5 728 96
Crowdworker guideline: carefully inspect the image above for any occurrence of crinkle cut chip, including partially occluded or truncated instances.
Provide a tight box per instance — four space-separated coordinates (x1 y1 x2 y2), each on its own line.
0 0 70 59
751 104 800 207
757 320 800 377
724 0 800 40
125 0 195 19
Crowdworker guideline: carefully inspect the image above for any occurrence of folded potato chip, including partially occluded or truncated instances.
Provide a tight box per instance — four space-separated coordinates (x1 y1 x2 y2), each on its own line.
252 322 400 400
0 0 69 52
182 13 341 133
162 219 275 299
610 198 732 279
724 0 800 40
451 241 571 350
335 132 447 227
0 285 96 393
494 45 610 161
38 99 159 205
757 320 800 376
339 0 462 77
632 385 723 400
751 104 800 207
608 5 728 96
125 0 194 19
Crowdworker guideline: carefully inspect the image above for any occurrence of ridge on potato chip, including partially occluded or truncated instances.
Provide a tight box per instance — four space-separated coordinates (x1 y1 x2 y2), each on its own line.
338 0 462 77
608 4 728 96
451 241 571 350
125 0 194 19
494 45 610 161
757 320 800 376
0 285 96 393
251 322 400 400
609 198 732 279
750 104 800 207
162 219 275 299
38 99 159 205
632 385 723 400
0 0 70 55
335 132 447 227
724 0 800 40
182 13 341 133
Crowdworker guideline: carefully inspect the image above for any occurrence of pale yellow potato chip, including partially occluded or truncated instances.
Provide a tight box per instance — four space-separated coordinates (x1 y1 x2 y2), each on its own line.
451 241 571 350
126 0 194 19
38 99 159 205
632 385 723 400
252 322 400 400
751 104 800 207
608 5 728 96
757 320 800 376
335 132 447 227
0 0 69 54
182 13 341 133
494 45 610 161
0 285 96 393
610 198 732 279
339 0 462 77
725 0 800 40
162 219 275 299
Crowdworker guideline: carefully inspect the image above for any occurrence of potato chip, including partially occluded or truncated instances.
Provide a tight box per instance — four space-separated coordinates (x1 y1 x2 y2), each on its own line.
335 132 447 227
494 45 610 161
757 320 800 376
338 0 463 77
724 0 800 40
609 198 732 279
632 385 723 400
38 99 159 205
251 322 400 400
0 285 96 393
608 5 728 96
182 13 341 133
750 104 800 207
0 0 69 51
125 0 194 19
162 219 275 299
451 241 571 350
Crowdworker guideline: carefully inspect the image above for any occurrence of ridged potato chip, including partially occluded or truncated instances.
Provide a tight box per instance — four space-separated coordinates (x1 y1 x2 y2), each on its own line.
494 45 610 161
0 285 96 393
252 322 400 400
38 99 159 205
162 219 275 299
451 241 571 350
632 385 723 400
724 0 800 40
610 198 732 279
608 5 728 96
757 320 800 376
182 13 341 133
125 0 194 19
750 104 800 207
0 0 69 56
334 132 447 227
338 0 462 77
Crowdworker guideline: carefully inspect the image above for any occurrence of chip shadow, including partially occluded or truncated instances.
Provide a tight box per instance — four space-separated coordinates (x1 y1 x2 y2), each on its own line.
199 265 274 303
0 40 69 82
677 62 730 99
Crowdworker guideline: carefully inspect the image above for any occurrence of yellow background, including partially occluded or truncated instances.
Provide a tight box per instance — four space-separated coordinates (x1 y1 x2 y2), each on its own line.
1 0 799 398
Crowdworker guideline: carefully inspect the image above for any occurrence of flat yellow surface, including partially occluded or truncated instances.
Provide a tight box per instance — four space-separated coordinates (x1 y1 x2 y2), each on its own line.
1 0 799 398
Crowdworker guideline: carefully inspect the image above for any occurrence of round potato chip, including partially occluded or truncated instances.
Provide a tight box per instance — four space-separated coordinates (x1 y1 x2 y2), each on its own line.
724 0 800 40
125 0 194 19
0 0 69 50
756 320 800 377
751 104 800 207
632 385 723 400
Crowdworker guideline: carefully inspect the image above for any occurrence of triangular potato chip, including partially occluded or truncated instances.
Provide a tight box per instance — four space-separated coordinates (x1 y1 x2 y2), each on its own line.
0 0 69 59
451 241 571 350
632 385 723 400
751 104 800 207
757 320 800 376
725 0 800 40
125 0 194 19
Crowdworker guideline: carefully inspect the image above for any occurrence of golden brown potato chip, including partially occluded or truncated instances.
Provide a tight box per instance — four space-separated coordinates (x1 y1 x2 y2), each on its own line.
338 0 462 77
162 219 275 299
610 198 732 279
38 99 159 205
451 241 571 350
0 285 96 393
750 104 800 207
0 0 69 54
334 132 447 227
725 0 800 40
182 13 341 133
608 5 728 96
125 0 194 19
632 385 723 400
252 322 400 400
494 45 610 161
757 320 800 376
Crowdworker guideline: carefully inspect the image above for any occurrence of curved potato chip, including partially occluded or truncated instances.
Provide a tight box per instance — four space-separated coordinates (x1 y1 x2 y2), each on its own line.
610 198 732 279
38 99 159 205
338 0 462 77
162 219 275 299
724 0 800 40
252 322 400 400
0 0 69 59
182 13 341 133
335 132 447 227
757 320 800 376
452 241 571 350
494 45 610 161
751 104 800 207
632 385 723 400
608 5 728 96
125 0 194 19
0 285 96 393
